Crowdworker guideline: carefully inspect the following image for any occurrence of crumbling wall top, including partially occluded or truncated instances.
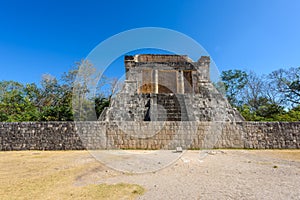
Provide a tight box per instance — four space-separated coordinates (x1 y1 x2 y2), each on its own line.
197 56 210 64
125 54 193 63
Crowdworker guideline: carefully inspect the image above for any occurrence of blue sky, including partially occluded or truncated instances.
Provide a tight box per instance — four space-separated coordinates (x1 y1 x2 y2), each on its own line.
0 0 300 84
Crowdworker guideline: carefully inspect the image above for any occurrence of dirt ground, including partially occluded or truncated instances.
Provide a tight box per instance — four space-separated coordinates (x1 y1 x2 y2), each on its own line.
1 150 299 199
0 151 144 200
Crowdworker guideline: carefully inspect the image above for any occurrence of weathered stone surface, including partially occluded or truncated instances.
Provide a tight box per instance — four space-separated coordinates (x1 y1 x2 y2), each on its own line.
0 122 84 150
101 54 243 122
0 121 299 150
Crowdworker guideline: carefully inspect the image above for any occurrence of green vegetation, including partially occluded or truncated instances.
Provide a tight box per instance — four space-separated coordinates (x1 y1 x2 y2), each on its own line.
0 151 145 200
0 60 114 122
0 59 299 122
220 67 300 121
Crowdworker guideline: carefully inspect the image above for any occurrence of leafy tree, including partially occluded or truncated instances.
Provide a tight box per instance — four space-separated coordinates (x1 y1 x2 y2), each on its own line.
242 71 266 112
70 59 101 121
38 74 72 121
221 69 248 106
221 69 300 122
238 105 264 121
0 81 39 121
275 105 300 121
255 100 285 121
269 67 300 106
95 97 110 119
0 59 116 122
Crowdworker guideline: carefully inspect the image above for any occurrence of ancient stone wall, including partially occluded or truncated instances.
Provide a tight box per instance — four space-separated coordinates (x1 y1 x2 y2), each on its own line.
0 122 299 150
104 54 242 122
134 54 191 63
0 122 84 150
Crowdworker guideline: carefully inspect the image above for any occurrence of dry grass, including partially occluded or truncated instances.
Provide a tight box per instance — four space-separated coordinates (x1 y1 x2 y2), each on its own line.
0 151 145 200
250 149 300 161
1 149 299 199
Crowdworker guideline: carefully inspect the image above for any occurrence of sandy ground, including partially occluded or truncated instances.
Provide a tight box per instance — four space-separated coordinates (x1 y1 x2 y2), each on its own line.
76 150 300 200
1 150 299 199
0 151 144 200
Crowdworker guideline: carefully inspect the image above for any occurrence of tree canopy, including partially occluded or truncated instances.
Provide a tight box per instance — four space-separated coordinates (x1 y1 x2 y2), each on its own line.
221 67 300 121
0 60 299 122
0 60 112 122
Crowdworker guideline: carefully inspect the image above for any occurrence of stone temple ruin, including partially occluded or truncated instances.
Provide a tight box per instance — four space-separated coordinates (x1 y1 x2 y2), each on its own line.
100 54 244 122
1 55 299 151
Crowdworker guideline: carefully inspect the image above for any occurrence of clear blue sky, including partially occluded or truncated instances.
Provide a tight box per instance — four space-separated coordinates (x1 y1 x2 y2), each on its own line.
0 0 300 84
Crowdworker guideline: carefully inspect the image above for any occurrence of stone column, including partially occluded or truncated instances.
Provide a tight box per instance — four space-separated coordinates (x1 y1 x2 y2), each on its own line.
154 69 158 93
178 70 184 94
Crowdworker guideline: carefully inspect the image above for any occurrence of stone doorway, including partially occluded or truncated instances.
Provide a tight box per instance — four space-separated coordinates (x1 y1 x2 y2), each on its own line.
158 70 177 93
139 69 193 94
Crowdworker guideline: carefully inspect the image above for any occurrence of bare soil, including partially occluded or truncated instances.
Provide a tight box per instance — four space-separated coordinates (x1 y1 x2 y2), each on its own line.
83 150 300 200
1 150 299 199
0 151 144 200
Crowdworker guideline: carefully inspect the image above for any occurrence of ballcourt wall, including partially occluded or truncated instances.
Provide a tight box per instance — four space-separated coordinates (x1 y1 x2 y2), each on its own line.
0 121 299 150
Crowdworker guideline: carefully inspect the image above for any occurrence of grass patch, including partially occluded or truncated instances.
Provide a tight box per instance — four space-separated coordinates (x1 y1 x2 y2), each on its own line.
0 151 145 200
251 149 300 162
78 183 145 199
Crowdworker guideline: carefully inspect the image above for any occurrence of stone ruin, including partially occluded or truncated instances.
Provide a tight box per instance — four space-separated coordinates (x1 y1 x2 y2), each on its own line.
2 55 299 151
100 54 244 122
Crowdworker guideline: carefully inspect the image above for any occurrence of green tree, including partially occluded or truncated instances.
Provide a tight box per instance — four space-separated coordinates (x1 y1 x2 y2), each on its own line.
64 59 101 121
0 81 39 121
221 69 248 106
275 105 300 121
38 72 78 121
221 70 294 122
0 59 123 122
95 97 110 119
269 67 300 106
